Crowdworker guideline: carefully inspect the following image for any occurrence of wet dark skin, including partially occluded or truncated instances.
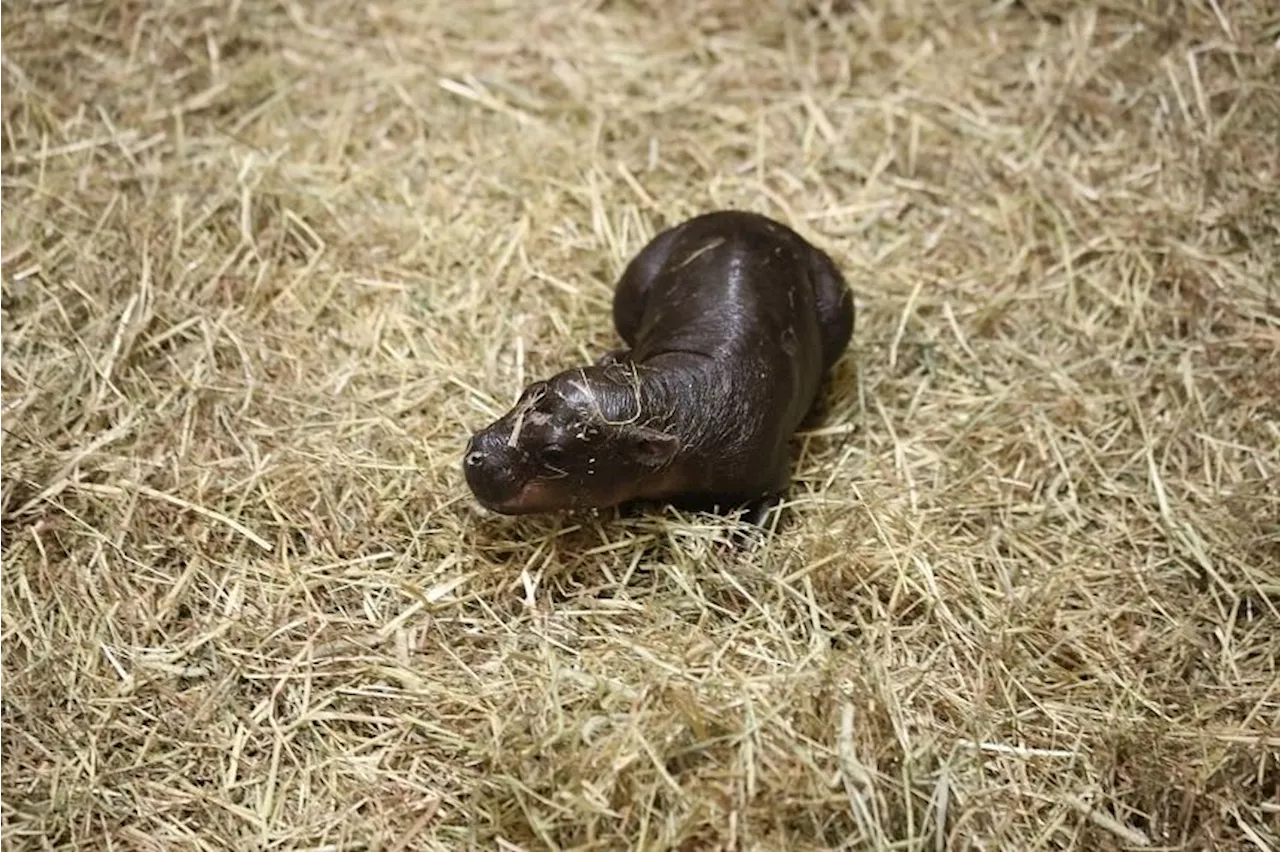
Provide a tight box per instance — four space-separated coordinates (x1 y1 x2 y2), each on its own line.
463 210 855 525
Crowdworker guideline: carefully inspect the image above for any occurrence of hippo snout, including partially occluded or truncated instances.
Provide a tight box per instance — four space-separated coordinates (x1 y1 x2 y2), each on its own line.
463 429 526 509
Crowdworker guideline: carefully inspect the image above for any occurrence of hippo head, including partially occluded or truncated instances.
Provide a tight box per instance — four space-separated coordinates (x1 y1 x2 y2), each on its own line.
462 365 680 515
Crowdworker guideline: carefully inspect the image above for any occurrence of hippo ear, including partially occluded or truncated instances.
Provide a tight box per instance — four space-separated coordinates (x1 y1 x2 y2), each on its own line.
620 425 680 468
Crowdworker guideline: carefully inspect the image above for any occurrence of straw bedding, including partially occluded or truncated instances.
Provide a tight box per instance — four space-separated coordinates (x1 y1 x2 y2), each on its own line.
2 0 1277 848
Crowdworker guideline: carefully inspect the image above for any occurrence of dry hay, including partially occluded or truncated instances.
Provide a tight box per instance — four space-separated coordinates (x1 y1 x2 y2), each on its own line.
2 0 1278 849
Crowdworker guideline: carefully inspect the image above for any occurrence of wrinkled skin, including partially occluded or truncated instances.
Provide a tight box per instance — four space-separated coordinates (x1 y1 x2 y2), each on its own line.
463 209 855 520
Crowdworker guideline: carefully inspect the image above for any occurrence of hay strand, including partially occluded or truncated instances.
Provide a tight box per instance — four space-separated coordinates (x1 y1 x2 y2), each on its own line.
3 0 1278 849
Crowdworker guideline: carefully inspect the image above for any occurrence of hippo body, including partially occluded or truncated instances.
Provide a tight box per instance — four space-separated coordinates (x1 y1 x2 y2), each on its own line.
463 210 854 521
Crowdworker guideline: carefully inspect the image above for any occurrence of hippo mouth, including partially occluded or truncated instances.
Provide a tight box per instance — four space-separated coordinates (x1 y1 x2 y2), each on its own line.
475 478 571 515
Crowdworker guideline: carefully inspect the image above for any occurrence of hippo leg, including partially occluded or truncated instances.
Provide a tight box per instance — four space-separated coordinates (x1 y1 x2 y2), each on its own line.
612 221 684 346
808 246 856 373
742 490 786 529
723 492 787 552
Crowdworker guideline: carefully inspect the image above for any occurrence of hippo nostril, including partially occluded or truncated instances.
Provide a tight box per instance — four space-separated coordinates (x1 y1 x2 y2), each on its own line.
465 451 485 467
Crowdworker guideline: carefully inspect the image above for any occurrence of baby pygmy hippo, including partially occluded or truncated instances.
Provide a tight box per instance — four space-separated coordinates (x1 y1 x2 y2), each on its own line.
463 209 854 522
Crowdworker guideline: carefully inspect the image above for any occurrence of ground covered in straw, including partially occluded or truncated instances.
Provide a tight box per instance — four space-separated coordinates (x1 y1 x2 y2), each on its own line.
3 0 1278 849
